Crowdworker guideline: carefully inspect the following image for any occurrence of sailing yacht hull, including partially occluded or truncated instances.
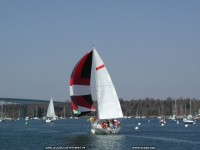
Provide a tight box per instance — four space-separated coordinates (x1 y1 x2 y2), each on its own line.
45 117 57 123
46 119 51 123
183 118 195 124
91 120 121 134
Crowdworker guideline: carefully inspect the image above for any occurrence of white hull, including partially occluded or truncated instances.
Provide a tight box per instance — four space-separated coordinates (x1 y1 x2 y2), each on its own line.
25 117 29 121
46 117 57 123
46 119 51 123
51 117 57 121
33 117 39 120
183 118 194 124
91 120 121 134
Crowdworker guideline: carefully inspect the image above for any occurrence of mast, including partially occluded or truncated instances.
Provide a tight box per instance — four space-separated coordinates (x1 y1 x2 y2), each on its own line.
93 47 99 119
162 101 164 117
43 105 45 118
184 103 187 117
190 99 192 115
18 107 20 119
174 100 177 116
63 106 66 118
35 106 38 118
1 100 3 119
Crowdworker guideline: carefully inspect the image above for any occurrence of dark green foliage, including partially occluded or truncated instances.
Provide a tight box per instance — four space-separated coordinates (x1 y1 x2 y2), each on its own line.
1 98 200 119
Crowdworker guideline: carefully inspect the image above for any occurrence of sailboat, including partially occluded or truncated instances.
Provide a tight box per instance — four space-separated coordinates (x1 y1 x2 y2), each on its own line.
0 100 4 122
183 100 195 124
172 100 177 121
135 108 140 119
159 101 166 124
46 98 57 123
33 106 39 120
17 108 21 120
70 48 123 134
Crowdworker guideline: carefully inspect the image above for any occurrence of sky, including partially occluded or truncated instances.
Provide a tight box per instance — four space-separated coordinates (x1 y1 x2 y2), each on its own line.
0 0 200 102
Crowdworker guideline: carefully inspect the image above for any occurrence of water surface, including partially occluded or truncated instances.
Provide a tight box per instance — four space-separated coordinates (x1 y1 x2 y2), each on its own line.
0 118 200 150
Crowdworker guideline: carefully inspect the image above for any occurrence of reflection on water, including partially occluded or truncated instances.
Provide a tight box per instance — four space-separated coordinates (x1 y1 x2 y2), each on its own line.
65 134 92 147
1 118 200 150
62 118 200 150
92 134 126 150
66 133 126 150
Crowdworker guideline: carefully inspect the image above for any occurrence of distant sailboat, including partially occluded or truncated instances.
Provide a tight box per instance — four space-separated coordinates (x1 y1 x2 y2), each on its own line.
46 98 56 123
172 100 177 121
33 106 39 120
0 100 4 122
17 108 21 120
60 106 66 119
183 100 194 124
135 108 139 119
70 48 123 134
42 105 46 120
159 101 166 124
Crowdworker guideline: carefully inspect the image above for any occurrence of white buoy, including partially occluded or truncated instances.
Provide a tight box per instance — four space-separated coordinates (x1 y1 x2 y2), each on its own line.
91 129 95 134
138 122 141 126
193 122 196 125
148 120 150 123
135 126 139 130
177 120 179 124
185 124 188 127
161 123 164 126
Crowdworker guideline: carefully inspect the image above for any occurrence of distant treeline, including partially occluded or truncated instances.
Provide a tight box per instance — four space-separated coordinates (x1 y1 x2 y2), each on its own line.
1 97 200 119
119 97 200 117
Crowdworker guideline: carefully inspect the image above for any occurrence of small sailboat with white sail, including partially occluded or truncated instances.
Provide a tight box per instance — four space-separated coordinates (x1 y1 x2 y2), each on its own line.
46 98 57 123
70 47 123 134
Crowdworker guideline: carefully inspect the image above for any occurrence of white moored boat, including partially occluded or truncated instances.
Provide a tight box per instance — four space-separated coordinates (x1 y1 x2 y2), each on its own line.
46 98 57 123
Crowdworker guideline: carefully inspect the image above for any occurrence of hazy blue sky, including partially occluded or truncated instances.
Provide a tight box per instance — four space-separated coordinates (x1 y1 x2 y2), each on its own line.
0 0 200 101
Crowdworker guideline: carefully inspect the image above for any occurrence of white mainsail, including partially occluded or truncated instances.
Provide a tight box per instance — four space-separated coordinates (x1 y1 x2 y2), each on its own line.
93 48 123 120
46 98 56 118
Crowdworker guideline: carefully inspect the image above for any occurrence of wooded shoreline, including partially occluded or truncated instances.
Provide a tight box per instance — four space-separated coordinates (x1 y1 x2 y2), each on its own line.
1 97 200 119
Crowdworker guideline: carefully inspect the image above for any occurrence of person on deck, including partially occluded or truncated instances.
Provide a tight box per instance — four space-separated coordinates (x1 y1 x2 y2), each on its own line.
105 120 110 127
110 119 115 128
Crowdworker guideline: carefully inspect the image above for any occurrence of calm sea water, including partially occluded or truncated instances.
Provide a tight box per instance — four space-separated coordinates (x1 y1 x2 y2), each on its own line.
0 118 200 150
